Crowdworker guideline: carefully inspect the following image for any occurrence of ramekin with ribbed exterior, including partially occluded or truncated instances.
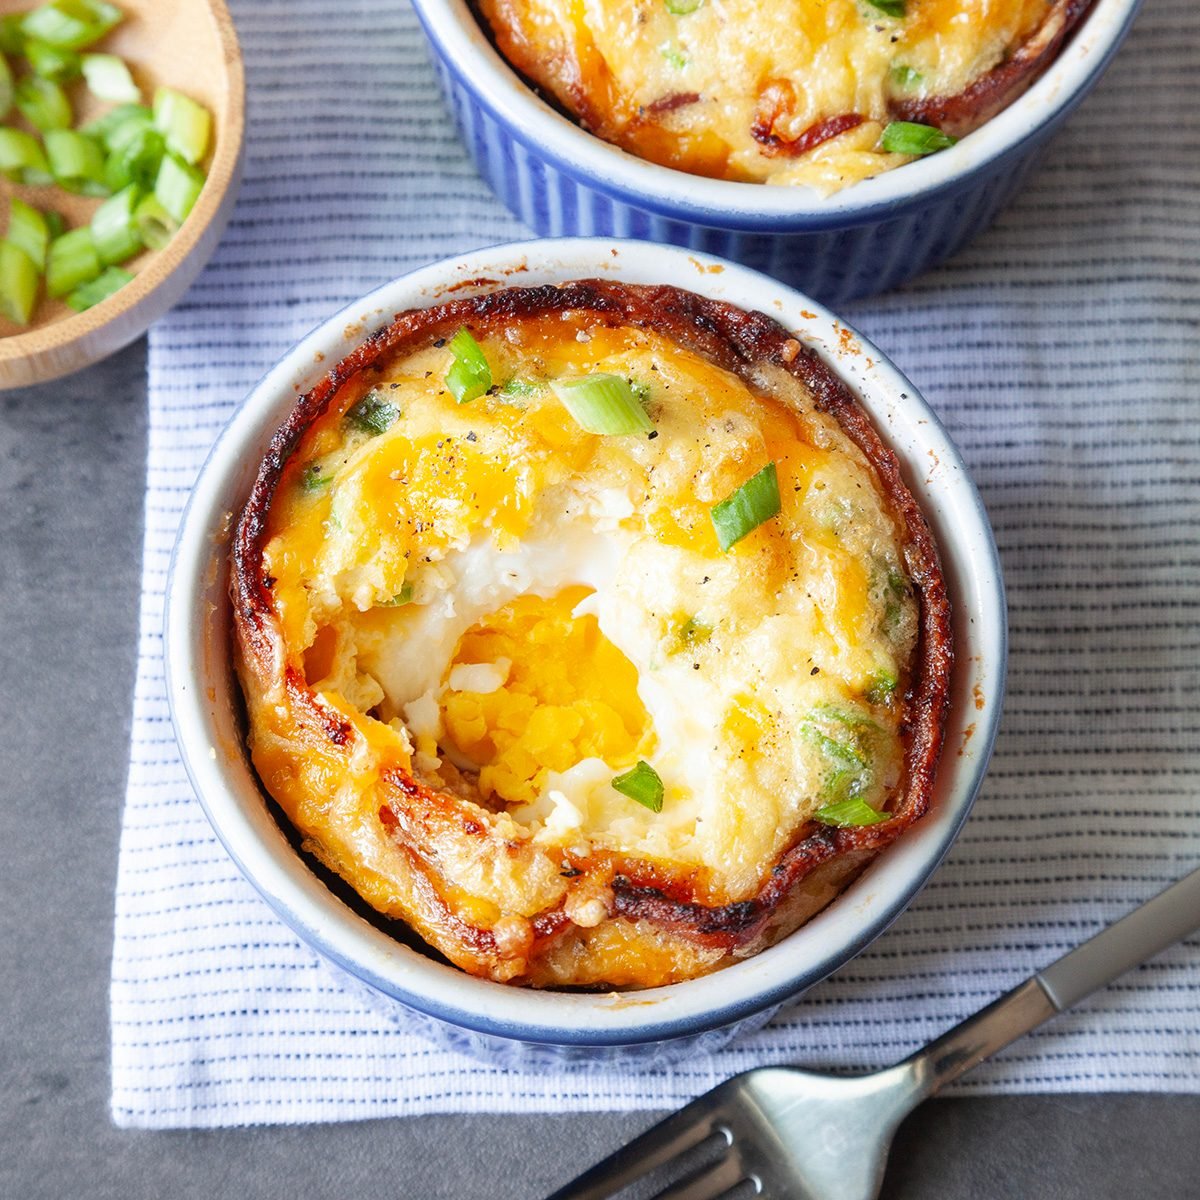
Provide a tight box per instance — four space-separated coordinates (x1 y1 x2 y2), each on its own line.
408 0 1141 306
165 239 1006 1067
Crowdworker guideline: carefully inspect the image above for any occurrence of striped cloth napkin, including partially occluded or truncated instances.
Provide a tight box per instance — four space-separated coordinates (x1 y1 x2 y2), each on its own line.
111 0 1200 1127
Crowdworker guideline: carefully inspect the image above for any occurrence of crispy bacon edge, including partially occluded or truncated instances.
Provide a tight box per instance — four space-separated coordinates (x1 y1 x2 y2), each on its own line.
231 280 953 971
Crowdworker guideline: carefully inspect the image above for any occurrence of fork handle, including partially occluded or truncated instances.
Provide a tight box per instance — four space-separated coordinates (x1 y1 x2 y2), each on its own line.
907 865 1200 1097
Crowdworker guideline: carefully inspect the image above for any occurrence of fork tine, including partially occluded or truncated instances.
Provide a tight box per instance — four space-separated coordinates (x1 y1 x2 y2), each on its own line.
544 1091 730 1200
649 1149 748 1200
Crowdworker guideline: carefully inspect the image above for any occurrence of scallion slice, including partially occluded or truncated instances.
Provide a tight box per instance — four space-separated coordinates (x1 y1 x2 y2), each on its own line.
347 388 400 435
21 0 122 52
152 86 211 164
665 0 702 12
15 74 72 131
814 796 889 827
866 0 905 16
0 15 25 56
0 53 12 120
104 121 164 191
81 101 150 148
382 582 414 607
81 51 140 102
445 327 492 404
550 373 654 435
25 38 80 81
612 760 665 813
45 225 99 296
8 198 50 270
865 669 898 705
153 151 204 223
890 64 922 90
44 208 65 239
65 263 131 311
709 462 781 551
0 239 39 325
44 127 107 193
0 127 53 184
91 184 143 265
132 192 177 250
880 120 956 156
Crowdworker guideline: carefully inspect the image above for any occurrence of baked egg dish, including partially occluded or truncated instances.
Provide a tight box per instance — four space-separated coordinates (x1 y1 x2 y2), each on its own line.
475 0 1094 191
232 280 951 988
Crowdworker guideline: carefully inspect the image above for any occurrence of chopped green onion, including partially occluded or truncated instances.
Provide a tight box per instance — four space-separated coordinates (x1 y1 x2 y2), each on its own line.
865 670 898 705
0 53 12 120
814 796 889 827
500 376 539 397
25 38 81 81
807 703 880 732
153 151 204 222
44 127 108 193
0 15 25 56
45 226 99 296
709 462 781 551
15 74 72 130
865 0 905 16
91 184 143 266
382 582 414 607
660 44 688 70
612 760 665 813
44 208 65 239
300 462 332 492
880 120 956 156
800 723 868 769
890 64 922 90
0 240 39 324
81 51 140 102
675 615 711 650
551 373 654 435
665 0 702 12
346 388 400 435
81 101 150 148
8 198 50 270
132 192 177 250
152 86 211 164
104 120 163 191
21 0 122 52
65 263 130 311
0 127 53 184
444 327 492 404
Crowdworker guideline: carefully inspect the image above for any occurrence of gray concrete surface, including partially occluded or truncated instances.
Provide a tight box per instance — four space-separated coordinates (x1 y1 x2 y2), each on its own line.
1 337 1198 1198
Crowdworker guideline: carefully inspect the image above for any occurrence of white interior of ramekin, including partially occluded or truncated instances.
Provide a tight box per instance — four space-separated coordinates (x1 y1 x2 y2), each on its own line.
166 239 1006 1045
411 0 1141 225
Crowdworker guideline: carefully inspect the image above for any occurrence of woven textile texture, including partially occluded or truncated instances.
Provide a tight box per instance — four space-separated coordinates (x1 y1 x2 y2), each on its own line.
111 0 1200 1127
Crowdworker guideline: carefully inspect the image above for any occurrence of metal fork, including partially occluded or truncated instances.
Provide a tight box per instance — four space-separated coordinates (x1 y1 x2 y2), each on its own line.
546 866 1200 1200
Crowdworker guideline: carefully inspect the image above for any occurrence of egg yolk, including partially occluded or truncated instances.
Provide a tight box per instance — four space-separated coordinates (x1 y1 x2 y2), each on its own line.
440 587 652 806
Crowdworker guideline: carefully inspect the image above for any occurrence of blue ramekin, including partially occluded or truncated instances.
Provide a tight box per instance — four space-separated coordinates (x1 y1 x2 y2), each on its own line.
409 0 1142 306
165 240 1006 1067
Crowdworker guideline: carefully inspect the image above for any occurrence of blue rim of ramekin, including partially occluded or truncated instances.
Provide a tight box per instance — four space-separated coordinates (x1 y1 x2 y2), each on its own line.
165 238 1008 1049
409 0 1143 233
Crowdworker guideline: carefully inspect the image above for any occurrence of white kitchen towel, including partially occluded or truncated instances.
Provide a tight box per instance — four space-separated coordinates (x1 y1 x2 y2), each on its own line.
111 0 1200 1127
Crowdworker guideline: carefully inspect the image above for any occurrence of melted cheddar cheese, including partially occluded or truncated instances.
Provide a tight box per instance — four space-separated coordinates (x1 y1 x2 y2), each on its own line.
252 313 917 908
478 0 1058 190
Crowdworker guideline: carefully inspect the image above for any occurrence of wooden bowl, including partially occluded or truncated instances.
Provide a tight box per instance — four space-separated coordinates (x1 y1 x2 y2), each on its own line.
0 0 244 388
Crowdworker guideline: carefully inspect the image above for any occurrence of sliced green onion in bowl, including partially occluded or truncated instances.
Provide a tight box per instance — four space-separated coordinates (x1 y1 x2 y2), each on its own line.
25 37 80 81
104 121 164 191
65 262 130 311
21 0 123 52
81 51 140 102
814 796 890 827
153 151 204 223
46 225 100 296
709 462 781 551
0 52 13 119
81 101 151 148
0 239 40 324
612 760 665 813
444 327 492 404
8 198 50 270
91 184 143 265
551 373 654 435
0 15 25 56
15 74 72 130
0 126 53 184
153 86 211 165
133 192 177 250
880 120 956 156
44 127 108 193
